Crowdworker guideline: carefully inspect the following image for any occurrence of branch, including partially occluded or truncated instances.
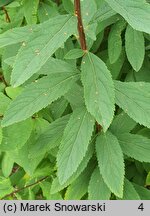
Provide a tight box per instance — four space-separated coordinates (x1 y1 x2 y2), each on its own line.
0 74 8 86
2 6 11 23
1 176 48 200
74 0 87 51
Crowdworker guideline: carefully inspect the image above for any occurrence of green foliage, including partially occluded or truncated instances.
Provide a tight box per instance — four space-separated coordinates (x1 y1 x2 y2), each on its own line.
0 0 149 200
81 52 115 132
96 131 124 197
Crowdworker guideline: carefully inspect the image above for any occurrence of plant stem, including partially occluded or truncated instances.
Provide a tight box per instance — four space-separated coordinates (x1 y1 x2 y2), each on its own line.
74 0 87 51
1 176 48 200
55 0 60 6
2 6 11 23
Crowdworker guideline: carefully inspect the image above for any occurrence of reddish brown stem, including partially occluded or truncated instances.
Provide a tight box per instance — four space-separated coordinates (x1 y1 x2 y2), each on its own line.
1 176 48 200
55 0 60 6
0 74 8 86
96 122 102 133
2 6 11 23
74 0 87 51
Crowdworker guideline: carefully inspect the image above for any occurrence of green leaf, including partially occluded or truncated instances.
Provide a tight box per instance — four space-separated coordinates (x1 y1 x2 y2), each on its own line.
81 0 97 26
0 126 2 145
117 133 150 162
64 49 84 59
7 118 49 175
96 131 124 197
65 83 84 110
110 111 136 135
133 183 150 200
88 167 111 200
0 119 33 151
0 25 37 48
125 25 145 71
5 86 23 99
2 72 79 127
115 81 150 128
0 93 11 116
1 153 14 178
93 1 117 22
108 20 126 64
38 2 58 23
105 0 150 34
65 165 94 200
51 141 94 194
81 52 115 132
49 97 68 120
29 115 70 159
119 178 140 200
57 107 95 184
11 15 76 87
0 177 14 199
62 0 74 14
23 0 39 24
37 57 79 75
146 172 150 186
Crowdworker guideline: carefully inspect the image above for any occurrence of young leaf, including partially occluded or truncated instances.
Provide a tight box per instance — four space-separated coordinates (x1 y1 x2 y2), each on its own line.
64 49 84 59
81 52 115 132
2 72 79 127
117 133 150 162
57 106 95 184
62 0 74 14
23 0 39 24
108 20 126 64
11 15 76 87
105 0 150 34
125 25 145 71
1 153 14 178
115 81 150 128
5 86 23 99
96 131 124 197
88 167 111 200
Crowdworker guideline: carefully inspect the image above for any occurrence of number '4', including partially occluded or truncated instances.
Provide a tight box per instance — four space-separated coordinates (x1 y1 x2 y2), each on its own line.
138 203 144 211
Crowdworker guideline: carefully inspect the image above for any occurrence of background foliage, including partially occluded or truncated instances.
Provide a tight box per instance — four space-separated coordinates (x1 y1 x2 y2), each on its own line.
0 0 150 200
